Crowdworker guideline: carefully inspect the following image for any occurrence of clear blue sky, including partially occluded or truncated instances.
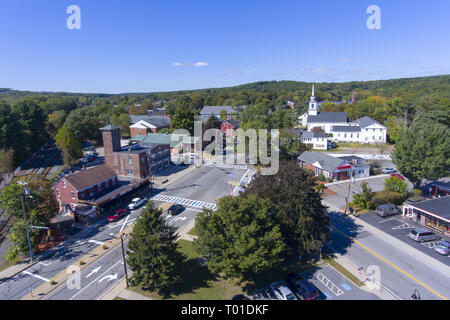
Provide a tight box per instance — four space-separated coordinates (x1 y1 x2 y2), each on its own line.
1 0 449 93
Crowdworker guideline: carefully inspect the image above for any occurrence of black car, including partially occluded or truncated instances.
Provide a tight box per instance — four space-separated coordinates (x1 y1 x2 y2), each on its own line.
231 294 250 300
286 273 320 300
168 204 184 215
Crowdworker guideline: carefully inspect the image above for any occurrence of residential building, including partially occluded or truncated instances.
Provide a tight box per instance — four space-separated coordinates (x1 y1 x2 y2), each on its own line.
403 196 450 236
299 130 330 150
129 115 170 135
298 151 370 181
200 105 246 122
220 119 240 137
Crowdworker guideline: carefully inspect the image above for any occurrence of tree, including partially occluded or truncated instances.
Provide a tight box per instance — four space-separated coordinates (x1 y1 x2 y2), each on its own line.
384 176 409 193
170 107 195 134
204 115 221 130
0 149 14 174
353 182 375 209
127 203 184 293
219 109 228 122
64 106 103 145
193 194 285 279
0 174 58 262
47 110 67 137
55 125 83 166
244 161 330 255
392 125 449 188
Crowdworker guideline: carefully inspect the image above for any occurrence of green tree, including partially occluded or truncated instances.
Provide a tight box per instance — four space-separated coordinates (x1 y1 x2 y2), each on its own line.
55 125 83 166
244 162 330 255
353 182 375 209
193 194 285 279
0 149 15 174
204 115 221 130
392 125 450 188
64 106 103 145
46 110 67 137
170 107 195 134
219 109 228 122
384 176 409 193
127 203 184 293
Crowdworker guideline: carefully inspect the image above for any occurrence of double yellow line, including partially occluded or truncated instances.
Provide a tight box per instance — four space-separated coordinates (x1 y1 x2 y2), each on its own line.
332 226 448 300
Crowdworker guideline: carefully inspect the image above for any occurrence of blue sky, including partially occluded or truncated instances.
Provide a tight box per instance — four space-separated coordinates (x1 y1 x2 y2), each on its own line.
1 0 450 93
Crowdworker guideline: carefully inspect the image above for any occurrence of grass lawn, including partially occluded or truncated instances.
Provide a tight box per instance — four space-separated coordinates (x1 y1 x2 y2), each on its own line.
0 260 15 273
187 225 198 237
325 258 364 287
128 240 243 300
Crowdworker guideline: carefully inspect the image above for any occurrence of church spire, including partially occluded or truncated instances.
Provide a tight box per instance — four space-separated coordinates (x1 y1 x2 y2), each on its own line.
312 84 315 97
310 84 316 102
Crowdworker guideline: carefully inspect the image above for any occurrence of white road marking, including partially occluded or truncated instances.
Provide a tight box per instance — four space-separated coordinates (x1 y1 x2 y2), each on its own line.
108 218 136 229
203 162 248 170
69 260 122 300
88 240 104 245
120 215 130 232
151 195 217 211
22 271 50 282
38 261 51 267
86 266 102 278
98 273 118 283
306 270 344 296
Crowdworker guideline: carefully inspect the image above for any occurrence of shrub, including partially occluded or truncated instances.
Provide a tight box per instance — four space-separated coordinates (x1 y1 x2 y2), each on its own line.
317 174 326 182
371 191 408 207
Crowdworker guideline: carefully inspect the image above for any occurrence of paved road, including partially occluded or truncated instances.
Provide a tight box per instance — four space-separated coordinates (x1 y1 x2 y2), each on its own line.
328 211 450 300
0 164 248 300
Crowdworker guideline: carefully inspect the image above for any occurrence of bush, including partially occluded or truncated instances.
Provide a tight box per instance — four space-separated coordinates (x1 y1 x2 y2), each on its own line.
317 174 326 182
371 191 408 207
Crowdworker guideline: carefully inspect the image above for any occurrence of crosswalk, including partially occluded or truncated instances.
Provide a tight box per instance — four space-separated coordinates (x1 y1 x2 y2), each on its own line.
151 194 218 211
203 162 248 170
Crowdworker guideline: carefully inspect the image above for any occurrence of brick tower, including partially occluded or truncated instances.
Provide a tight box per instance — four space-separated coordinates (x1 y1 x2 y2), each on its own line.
100 125 122 168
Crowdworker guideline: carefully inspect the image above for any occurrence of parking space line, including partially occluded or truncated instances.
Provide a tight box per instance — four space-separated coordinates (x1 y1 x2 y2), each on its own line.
311 270 344 296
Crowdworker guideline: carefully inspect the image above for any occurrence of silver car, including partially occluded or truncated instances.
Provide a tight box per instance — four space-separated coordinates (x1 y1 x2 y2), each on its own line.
270 281 297 300
408 229 439 243
434 241 450 255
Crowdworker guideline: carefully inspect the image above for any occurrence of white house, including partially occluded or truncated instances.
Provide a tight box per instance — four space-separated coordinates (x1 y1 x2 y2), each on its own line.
300 131 331 150
299 85 387 144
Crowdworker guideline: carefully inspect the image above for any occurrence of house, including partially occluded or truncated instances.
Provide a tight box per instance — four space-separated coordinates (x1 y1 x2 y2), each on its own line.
53 165 118 215
220 119 240 137
429 178 450 197
200 105 246 122
299 130 330 150
298 85 387 143
402 196 450 236
298 152 371 181
129 115 170 135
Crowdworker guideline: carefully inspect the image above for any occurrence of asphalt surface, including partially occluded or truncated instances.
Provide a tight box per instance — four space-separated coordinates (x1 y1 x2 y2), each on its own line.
0 164 248 300
328 211 450 300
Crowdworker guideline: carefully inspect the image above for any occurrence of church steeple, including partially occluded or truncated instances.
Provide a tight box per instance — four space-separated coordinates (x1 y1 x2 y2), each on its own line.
308 84 318 116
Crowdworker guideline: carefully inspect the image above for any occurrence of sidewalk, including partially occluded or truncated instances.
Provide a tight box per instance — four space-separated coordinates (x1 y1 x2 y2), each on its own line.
325 174 389 187
176 219 197 242
153 165 196 188
0 259 35 284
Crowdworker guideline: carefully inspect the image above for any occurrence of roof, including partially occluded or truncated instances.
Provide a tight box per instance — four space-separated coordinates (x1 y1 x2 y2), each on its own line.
301 131 328 139
431 178 450 191
63 165 117 191
200 106 245 116
129 115 170 128
356 116 386 128
307 112 348 124
298 151 347 172
408 196 450 222
130 133 199 148
332 126 361 132
99 125 121 131
224 119 240 129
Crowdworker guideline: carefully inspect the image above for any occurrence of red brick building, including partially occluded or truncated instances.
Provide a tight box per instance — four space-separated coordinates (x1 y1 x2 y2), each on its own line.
220 119 240 137
54 165 118 214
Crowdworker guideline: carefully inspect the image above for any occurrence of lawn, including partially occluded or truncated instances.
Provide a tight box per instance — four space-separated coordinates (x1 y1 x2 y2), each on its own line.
128 240 243 300
187 225 198 237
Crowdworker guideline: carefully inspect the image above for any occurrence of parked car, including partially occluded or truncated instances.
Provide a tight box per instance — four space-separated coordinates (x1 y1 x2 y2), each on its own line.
390 173 405 180
107 209 129 222
434 241 450 255
128 197 147 210
168 204 184 215
382 168 397 174
286 273 320 300
270 281 297 300
375 204 400 218
231 294 250 301
408 229 440 242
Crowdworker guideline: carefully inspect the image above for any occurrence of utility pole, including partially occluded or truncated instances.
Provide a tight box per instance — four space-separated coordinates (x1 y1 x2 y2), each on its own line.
121 234 129 287
344 168 355 215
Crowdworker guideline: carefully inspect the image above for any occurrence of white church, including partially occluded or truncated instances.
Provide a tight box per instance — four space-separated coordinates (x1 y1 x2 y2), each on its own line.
299 85 387 144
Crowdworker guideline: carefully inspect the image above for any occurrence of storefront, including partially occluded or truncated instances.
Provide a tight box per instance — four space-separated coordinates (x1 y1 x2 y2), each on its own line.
403 196 450 237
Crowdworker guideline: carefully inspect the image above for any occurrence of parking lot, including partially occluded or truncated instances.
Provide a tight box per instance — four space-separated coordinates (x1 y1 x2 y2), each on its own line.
248 264 379 300
358 212 450 265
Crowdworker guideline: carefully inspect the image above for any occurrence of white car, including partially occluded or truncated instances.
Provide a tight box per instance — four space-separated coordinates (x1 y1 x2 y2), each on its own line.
382 168 397 174
128 197 147 211
270 281 297 300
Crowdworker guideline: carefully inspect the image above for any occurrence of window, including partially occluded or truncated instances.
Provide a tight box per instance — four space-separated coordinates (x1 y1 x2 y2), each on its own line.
128 157 132 164
357 134 359 138
63 181 66 188
71 191 75 200
127 169 133 176
56 190 60 197
350 134 353 138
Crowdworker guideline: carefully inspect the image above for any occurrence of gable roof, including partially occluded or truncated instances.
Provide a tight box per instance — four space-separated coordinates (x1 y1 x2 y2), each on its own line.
356 116 385 128
131 133 199 148
298 151 347 172
129 115 170 128
224 119 240 129
63 165 117 191
301 131 328 139
307 112 348 124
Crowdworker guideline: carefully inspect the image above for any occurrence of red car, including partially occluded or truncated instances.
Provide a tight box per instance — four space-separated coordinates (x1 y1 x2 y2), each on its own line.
107 209 129 222
390 173 405 180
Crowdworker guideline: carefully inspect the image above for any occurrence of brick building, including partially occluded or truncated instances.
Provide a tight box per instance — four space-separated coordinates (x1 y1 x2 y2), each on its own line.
220 119 240 137
129 116 170 136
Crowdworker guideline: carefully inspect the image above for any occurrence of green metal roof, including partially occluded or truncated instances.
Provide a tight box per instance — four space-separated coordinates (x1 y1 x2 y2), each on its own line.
130 133 199 148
